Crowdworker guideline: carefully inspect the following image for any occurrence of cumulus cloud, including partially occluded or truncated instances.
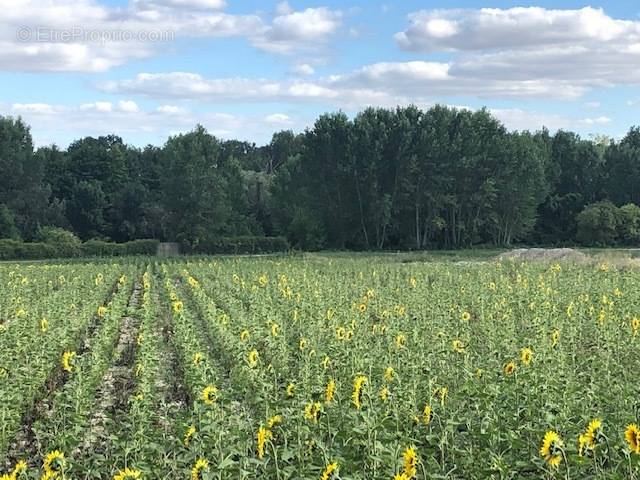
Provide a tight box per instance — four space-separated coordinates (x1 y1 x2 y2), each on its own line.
395 7 639 52
101 59 596 107
250 6 342 54
1 100 303 147
0 0 340 72
291 63 315 76
394 7 640 96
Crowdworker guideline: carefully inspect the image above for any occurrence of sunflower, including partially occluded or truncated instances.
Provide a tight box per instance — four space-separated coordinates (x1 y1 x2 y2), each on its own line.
452 340 465 354
304 401 322 423
584 419 603 449
384 366 395 382
394 475 410 480
12 460 27 477
352 375 367 409
325 379 336 404
257 426 272 459
193 352 203 366
248 350 259 368
268 415 282 428
61 351 76 373
240 329 250 341
191 459 209 480
320 462 339 480
358 303 367 313
171 301 183 314
503 362 516 376
286 383 295 397
271 323 280 337
43 451 65 475
520 347 533 365
40 318 48 333
97 305 108 317
113 467 141 480
201 385 218 405
423 404 432 425
436 387 448 407
626 424 640 454
183 425 196 447
540 431 564 468
461 311 471 321
395 334 406 348
379 386 390 402
402 446 418 479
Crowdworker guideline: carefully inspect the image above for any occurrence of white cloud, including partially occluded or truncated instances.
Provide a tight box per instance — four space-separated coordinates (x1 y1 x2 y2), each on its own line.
580 116 612 125
394 7 640 96
1 100 303 146
585 101 601 108
0 0 339 72
157 105 187 114
80 101 113 112
251 6 342 54
118 100 140 112
395 7 638 52
265 113 292 125
11 103 57 114
291 63 315 76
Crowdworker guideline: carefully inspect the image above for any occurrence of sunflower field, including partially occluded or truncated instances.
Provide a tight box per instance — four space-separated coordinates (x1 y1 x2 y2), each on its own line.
1 255 640 479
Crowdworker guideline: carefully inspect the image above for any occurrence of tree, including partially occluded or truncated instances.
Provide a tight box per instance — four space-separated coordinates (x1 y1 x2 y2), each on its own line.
576 201 621 246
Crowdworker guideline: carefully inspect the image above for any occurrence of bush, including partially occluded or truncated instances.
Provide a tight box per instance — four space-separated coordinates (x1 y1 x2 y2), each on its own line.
576 201 621 246
35 226 82 257
0 238 160 260
618 204 640 245
189 236 290 255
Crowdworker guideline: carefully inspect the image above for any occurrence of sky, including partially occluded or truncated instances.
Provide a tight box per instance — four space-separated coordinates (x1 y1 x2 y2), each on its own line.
1 0 640 148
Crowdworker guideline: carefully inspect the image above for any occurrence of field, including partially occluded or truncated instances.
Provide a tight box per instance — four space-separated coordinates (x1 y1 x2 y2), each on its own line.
1 254 640 479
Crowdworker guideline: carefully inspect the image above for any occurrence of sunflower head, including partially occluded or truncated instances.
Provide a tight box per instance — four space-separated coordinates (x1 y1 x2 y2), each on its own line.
201 385 218 405
503 362 516 376
191 459 209 480
43 450 65 474
402 446 418 478
540 431 564 468
625 424 640 454
113 467 142 480
520 347 533 365
320 462 339 480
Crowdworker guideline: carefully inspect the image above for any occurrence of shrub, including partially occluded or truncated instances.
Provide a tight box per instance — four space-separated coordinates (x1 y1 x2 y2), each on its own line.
189 236 290 255
618 204 640 245
576 201 621 246
35 226 82 257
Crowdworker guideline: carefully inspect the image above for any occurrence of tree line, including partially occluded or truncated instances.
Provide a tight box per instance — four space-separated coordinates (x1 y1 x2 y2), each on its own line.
1 105 639 250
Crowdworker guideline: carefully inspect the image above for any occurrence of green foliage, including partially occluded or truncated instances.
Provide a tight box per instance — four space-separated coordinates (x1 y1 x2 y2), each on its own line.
576 201 621 246
188 236 289 254
618 203 640 245
0 204 20 240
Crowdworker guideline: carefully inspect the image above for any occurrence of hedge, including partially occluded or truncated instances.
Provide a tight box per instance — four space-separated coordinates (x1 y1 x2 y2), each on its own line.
188 236 290 255
0 239 160 260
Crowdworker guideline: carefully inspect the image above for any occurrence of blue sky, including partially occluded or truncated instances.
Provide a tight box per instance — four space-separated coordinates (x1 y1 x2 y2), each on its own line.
1 1 640 147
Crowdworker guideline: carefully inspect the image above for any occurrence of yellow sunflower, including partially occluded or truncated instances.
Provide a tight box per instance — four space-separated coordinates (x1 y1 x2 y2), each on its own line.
201 385 218 405
626 424 640 454
520 347 533 365
191 459 209 480
320 462 339 480
503 362 516 376
113 467 142 480
402 446 418 479
540 431 564 468
325 379 336 404
352 375 367 409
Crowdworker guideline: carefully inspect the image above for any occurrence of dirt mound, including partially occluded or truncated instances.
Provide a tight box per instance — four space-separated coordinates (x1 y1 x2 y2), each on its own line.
497 248 588 263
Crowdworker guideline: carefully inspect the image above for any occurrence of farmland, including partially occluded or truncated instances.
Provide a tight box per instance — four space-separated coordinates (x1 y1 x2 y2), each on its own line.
1 255 640 479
